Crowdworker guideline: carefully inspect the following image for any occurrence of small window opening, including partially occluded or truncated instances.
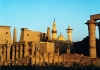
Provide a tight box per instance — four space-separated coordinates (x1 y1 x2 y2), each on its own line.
6 32 8 34
27 34 29 36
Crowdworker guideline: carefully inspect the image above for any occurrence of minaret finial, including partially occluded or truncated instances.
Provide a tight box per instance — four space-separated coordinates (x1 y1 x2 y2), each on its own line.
54 18 55 21
60 32 61 35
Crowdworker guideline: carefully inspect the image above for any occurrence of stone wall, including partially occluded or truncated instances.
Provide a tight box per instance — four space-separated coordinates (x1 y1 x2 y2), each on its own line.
20 28 47 43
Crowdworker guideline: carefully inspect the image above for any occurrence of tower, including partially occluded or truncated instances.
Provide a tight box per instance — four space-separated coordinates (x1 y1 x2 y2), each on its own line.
66 26 73 54
66 26 73 41
0 26 12 44
13 27 17 43
52 18 57 40
47 26 51 41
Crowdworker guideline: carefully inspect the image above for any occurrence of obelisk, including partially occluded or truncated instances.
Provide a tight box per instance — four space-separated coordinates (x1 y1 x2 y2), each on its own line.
13 27 17 43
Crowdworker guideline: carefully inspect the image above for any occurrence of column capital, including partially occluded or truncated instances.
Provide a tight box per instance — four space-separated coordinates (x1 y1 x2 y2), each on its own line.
85 20 97 25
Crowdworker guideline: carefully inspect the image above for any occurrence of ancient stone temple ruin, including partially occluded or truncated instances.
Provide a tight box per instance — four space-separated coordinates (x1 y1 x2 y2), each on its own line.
0 15 100 67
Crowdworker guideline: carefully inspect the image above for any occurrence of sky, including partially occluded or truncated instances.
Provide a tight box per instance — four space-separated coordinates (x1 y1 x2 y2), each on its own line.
0 0 100 42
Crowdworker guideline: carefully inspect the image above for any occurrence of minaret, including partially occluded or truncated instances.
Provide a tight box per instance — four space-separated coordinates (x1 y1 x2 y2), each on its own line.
47 26 51 41
52 18 57 40
66 26 73 54
13 27 17 43
66 26 73 41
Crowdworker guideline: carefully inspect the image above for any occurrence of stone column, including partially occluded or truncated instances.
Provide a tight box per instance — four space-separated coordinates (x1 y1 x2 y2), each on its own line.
7 46 11 61
63 54 65 65
0 46 3 62
31 43 35 57
58 55 60 65
39 56 41 66
48 53 50 65
53 53 55 65
3 46 7 61
0 46 2 56
56 48 59 55
24 42 29 57
85 20 97 58
16 45 19 59
20 45 23 58
12 46 15 61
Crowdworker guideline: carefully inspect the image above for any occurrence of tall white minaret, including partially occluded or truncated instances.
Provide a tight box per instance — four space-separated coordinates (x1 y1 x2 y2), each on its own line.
66 26 73 41
52 18 57 40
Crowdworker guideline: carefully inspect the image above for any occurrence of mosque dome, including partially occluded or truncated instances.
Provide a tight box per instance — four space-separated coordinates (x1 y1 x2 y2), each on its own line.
57 33 66 41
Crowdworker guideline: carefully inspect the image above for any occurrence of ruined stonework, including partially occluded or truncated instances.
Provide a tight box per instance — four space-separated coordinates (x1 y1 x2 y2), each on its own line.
0 26 12 44
0 14 100 67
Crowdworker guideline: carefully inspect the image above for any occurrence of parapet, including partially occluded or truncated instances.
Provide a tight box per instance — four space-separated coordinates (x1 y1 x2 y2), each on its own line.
0 25 11 28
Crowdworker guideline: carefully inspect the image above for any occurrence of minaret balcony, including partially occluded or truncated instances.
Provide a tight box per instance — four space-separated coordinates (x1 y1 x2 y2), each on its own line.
52 30 57 33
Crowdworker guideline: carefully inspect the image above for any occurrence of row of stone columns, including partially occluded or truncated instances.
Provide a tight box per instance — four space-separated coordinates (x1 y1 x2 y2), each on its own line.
0 42 36 62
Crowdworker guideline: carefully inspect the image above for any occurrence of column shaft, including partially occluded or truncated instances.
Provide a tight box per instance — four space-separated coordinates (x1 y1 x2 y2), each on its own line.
7 46 11 60
86 20 97 58
20 45 23 58
12 46 15 61
0 47 3 62
16 45 19 59
3 46 7 61
31 43 35 57
24 44 29 57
